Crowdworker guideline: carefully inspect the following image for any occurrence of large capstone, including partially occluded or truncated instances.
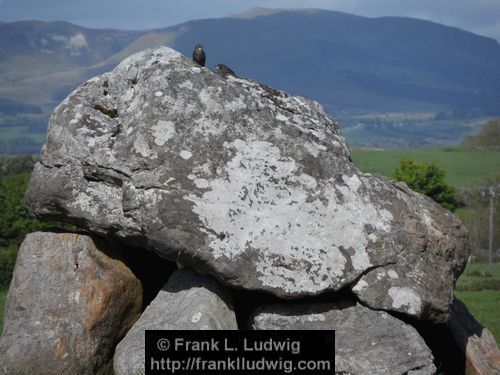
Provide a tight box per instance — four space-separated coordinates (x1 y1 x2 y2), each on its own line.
25 46 470 320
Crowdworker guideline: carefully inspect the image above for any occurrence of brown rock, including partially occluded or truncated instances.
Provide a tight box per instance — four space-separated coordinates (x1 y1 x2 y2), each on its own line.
0 231 142 375
447 297 500 375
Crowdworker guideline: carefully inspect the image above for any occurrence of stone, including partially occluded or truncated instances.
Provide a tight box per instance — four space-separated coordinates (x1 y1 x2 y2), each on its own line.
24 46 470 320
113 268 237 375
0 231 142 375
447 297 500 374
250 303 436 375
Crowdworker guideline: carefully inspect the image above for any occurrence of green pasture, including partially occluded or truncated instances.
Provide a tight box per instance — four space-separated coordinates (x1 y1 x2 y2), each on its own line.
351 148 500 187
455 262 500 343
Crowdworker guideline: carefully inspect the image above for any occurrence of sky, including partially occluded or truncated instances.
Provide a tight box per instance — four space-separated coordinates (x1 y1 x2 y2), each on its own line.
0 0 499 42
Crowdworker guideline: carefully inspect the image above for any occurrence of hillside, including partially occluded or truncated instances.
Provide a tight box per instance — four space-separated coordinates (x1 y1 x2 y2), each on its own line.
170 9 500 115
1 9 500 153
0 20 143 108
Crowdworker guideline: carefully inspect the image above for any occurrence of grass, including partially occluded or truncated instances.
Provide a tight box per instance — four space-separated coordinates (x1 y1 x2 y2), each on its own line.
454 290 500 343
456 262 500 290
0 285 8 333
351 148 500 188
455 262 500 343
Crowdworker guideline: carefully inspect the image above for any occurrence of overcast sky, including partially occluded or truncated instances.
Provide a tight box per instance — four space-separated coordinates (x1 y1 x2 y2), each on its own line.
1 0 499 42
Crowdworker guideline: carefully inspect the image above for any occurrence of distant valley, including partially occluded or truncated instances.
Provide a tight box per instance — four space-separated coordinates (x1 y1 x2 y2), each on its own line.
1 8 500 154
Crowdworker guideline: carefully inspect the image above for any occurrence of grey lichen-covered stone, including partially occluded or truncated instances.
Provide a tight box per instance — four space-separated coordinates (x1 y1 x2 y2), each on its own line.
113 268 237 375
250 303 436 375
24 46 470 320
0 232 142 375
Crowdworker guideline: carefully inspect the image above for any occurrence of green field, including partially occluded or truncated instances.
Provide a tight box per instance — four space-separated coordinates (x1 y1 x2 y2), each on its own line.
455 262 500 343
0 285 8 333
351 148 500 187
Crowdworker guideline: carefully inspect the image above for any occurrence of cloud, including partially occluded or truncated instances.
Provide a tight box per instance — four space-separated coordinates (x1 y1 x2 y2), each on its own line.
69 33 88 49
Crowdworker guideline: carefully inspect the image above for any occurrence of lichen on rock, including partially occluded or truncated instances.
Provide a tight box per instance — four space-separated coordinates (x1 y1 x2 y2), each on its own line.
24 46 470 320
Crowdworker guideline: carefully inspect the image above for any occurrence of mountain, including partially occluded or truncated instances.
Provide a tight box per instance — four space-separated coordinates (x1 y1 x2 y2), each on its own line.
167 8 500 115
1 9 500 153
0 20 143 108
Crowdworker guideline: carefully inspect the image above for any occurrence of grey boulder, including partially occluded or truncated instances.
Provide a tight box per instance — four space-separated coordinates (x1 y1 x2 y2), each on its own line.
0 232 142 375
250 303 436 375
114 268 237 375
24 46 470 320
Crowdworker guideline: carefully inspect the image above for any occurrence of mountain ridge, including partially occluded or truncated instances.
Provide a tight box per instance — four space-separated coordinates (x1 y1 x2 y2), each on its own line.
1 8 499 152
1 9 499 113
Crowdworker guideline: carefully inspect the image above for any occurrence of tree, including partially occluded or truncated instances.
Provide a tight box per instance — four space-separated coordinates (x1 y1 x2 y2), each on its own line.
0 158 70 286
0 243 18 286
461 118 500 149
392 158 460 211
0 173 54 247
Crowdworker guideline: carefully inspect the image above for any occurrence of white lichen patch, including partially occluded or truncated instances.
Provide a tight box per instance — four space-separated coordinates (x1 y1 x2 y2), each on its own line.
193 178 209 189
306 314 326 322
184 139 393 294
191 312 202 323
122 88 135 103
133 136 155 158
276 114 288 122
342 175 362 193
304 142 321 157
180 150 193 160
163 177 176 186
70 113 82 125
352 279 369 292
152 120 177 146
387 270 399 279
388 287 422 315
352 279 370 292
188 174 209 188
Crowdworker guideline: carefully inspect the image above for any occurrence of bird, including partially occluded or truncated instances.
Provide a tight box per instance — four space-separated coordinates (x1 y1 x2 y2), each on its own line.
192 44 206 67
215 64 236 77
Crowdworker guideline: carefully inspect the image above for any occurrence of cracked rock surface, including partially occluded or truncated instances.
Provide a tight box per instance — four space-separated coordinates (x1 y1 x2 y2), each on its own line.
250 303 436 375
114 269 237 375
25 46 470 320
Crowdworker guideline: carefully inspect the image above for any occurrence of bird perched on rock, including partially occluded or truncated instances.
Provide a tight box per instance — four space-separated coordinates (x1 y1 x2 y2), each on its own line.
215 64 236 77
192 44 206 67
